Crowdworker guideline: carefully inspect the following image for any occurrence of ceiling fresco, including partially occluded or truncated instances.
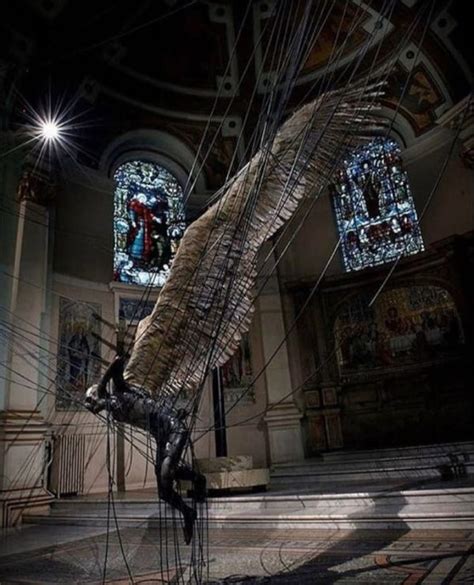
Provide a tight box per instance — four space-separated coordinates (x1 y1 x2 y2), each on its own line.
385 62 445 136
0 0 471 187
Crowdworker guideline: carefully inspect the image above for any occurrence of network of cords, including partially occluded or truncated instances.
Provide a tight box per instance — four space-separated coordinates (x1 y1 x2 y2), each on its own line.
0 0 467 583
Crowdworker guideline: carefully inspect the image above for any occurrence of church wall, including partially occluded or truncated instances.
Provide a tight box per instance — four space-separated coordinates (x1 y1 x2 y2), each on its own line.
53 175 113 284
286 237 474 454
0 150 23 411
47 275 116 494
50 166 271 472
43 273 270 493
192 379 216 461
34 123 474 473
191 319 269 469
274 195 341 283
274 131 474 454
276 134 474 286
224 317 269 469
46 275 169 493
406 144 474 246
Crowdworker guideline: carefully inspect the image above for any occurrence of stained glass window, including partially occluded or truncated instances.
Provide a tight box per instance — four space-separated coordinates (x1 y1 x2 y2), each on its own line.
331 138 424 272
113 160 186 286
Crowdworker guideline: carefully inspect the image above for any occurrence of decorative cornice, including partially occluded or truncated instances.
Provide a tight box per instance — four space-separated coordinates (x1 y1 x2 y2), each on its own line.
0 410 49 443
16 168 56 207
53 273 111 293
285 231 474 294
264 402 303 425
437 95 474 168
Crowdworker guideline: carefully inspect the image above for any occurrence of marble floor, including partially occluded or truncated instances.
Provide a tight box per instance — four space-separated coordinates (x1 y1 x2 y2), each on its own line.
1 523 473 584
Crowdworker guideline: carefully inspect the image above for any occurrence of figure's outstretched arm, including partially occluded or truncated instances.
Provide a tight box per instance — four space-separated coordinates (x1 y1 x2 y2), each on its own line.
107 356 129 394
85 355 128 413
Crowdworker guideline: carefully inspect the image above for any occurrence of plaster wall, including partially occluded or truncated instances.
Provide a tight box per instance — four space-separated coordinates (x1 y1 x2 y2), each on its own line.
224 318 269 469
20 125 473 485
0 148 23 411
407 143 474 246
46 272 269 490
273 130 474 454
189 320 269 469
51 167 270 470
276 133 474 285
47 275 117 494
53 174 113 284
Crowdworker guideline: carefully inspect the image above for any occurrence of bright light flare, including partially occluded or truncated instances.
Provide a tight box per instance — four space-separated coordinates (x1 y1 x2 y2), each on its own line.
5 91 93 168
40 120 61 141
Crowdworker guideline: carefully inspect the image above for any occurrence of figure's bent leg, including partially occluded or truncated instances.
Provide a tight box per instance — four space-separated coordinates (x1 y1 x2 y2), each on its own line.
155 414 198 544
175 463 207 503
162 416 206 502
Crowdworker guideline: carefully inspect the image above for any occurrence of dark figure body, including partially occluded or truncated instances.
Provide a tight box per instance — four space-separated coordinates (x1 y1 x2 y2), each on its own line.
85 357 206 544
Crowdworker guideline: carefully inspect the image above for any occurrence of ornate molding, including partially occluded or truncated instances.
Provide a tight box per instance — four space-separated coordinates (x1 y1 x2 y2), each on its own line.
0 410 49 445
103 2 238 99
437 95 474 168
253 0 393 93
430 8 473 87
16 168 56 206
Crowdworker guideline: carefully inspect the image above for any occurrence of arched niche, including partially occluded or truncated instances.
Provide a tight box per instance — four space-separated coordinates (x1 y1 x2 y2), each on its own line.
101 129 208 287
100 128 208 196
113 160 186 286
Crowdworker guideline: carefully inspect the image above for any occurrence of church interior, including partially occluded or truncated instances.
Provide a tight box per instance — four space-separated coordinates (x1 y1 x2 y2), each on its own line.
0 0 473 582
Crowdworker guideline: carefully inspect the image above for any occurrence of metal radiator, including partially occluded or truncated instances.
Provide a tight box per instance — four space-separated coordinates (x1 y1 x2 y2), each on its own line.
49 434 86 497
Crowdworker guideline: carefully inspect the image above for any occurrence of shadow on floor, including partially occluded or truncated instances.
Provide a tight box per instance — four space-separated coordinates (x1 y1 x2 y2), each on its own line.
204 477 472 584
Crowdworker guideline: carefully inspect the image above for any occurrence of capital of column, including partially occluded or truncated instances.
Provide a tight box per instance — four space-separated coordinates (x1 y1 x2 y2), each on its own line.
16 166 56 207
437 95 474 168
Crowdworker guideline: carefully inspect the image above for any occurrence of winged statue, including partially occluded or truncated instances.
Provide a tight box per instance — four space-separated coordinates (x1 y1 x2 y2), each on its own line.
85 82 382 543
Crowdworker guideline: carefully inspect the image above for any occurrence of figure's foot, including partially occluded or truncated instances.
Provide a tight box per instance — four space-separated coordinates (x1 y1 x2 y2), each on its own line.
194 473 207 503
183 507 197 545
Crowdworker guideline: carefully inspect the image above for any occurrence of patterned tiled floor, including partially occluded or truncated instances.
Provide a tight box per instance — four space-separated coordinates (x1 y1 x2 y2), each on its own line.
0 524 473 583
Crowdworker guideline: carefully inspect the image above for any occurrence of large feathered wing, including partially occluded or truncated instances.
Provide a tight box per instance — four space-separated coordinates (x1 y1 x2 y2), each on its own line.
124 85 381 398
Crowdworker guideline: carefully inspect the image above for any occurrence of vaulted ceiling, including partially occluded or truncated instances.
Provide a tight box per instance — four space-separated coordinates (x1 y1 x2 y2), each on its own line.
1 0 472 190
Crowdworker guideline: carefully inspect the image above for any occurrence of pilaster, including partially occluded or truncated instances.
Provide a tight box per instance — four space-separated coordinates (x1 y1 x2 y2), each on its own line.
0 184 54 525
257 261 304 464
437 95 474 168
0 410 52 527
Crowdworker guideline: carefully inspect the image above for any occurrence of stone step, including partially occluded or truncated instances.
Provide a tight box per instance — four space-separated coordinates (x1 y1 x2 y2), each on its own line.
45 487 474 513
271 462 474 485
271 451 474 475
272 451 474 478
25 511 474 531
24 486 474 531
318 441 474 463
270 442 474 487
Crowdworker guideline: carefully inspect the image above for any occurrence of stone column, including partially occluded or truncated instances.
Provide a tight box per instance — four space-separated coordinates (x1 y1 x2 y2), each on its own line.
257 265 304 464
0 187 53 526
